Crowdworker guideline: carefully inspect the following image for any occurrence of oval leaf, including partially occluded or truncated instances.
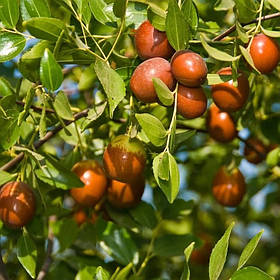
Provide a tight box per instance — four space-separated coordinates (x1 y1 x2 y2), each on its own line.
89 0 112 24
180 242 195 280
153 77 174 106
232 266 274 280
239 45 260 74
261 26 280 38
53 91 74 121
21 0 51 20
135 113 167 146
40 49 63 91
0 0 19 28
267 0 280 11
201 35 240 62
209 222 235 280
0 170 17 185
0 33 26 62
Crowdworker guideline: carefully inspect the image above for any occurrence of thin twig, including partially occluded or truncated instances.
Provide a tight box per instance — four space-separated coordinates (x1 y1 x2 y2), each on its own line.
213 12 280 41
36 216 56 280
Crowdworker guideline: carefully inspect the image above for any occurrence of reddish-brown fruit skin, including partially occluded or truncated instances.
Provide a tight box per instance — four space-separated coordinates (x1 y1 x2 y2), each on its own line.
0 181 36 229
177 85 207 119
135 20 174 60
70 160 108 207
190 234 213 265
73 209 87 226
171 50 208 87
107 177 145 208
103 135 146 183
250 34 280 74
207 104 237 143
244 138 267 164
211 67 250 112
130 58 175 103
212 167 246 207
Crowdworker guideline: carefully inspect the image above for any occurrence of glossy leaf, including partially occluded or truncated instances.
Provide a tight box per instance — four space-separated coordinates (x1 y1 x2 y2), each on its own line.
115 263 133 280
166 0 189 50
17 232 37 279
135 113 167 146
0 170 16 185
75 266 97 280
20 0 51 20
25 17 65 41
0 77 15 96
147 4 166 31
53 91 74 121
94 59 126 118
267 147 280 167
207 74 233 85
153 77 174 106
0 33 26 62
89 0 112 24
209 222 235 280
40 49 63 91
234 0 258 23
0 0 19 28
238 230 263 270
232 266 274 280
261 26 280 38
239 46 260 74
268 0 280 11
181 0 198 35
113 0 126 18
95 266 110 280
201 35 240 61
180 242 195 280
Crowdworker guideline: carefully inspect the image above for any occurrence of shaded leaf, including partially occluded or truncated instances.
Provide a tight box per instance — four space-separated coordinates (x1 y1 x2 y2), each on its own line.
232 266 274 280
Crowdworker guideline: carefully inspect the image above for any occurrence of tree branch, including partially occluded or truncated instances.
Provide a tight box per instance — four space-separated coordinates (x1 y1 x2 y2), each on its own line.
213 12 280 41
0 250 9 280
36 216 56 280
0 109 89 172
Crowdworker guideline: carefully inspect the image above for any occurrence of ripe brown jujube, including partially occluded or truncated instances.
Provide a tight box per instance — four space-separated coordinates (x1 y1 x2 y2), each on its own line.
70 160 108 207
244 138 267 164
250 33 280 74
190 234 213 265
212 166 246 207
107 177 145 208
103 135 146 183
211 67 250 112
0 181 36 228
207 104 237 143
135 20 174 60
130 57 175 103
177 85 207 119
171 50 208 87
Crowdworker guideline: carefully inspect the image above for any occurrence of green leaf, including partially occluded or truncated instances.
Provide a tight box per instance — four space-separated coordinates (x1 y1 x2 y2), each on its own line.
18 87 35 125
266 147 280 167
13 146 45 162
162 199 194 219
207 74 234 85
153 77 174 106
236 21 249 43
115 263 133 280
237 230 263 270
154 234 195 257
181 0 198 35
101 224 139 265
0 77 15 96
261 26 280 38
214 0 235 10
17 232 37 279
180 242 195 280
200 35 240 62
113 0 126 18
95 266 111 280
234 0 258 23
239 46 260 74
153 152 169 181
147 4 166 31
268 0 280 10
94 59 126 118
40 49 63 91
0 170 16 185
209 222 235 280
0 0 19 28
53 91 74 121
166 0 189 50
232 266 274 280
35 156 84 189
126 2 147 29
78 65 97 91
24 17 65 41
129 202 157 229
75 266 97 280
175 130 196 147
89 0 112 24
0 33 26 62
153 152 180 203
20 0 51 20
52 218 79 252
135 113 167 146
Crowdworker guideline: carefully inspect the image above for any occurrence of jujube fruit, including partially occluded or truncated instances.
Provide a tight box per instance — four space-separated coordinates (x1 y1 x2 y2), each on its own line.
249 33 280 74
0 181 36 228
244 138 267 164
73 209 87 226
103 135 146 183
171 50 208 87
207 104 237 143
211 67 250 112
70 160 108 207
190 234 213 265
177 85 207 119
212 166 246 207
130 57 175 103
107 177 145 208
135 20 174 60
